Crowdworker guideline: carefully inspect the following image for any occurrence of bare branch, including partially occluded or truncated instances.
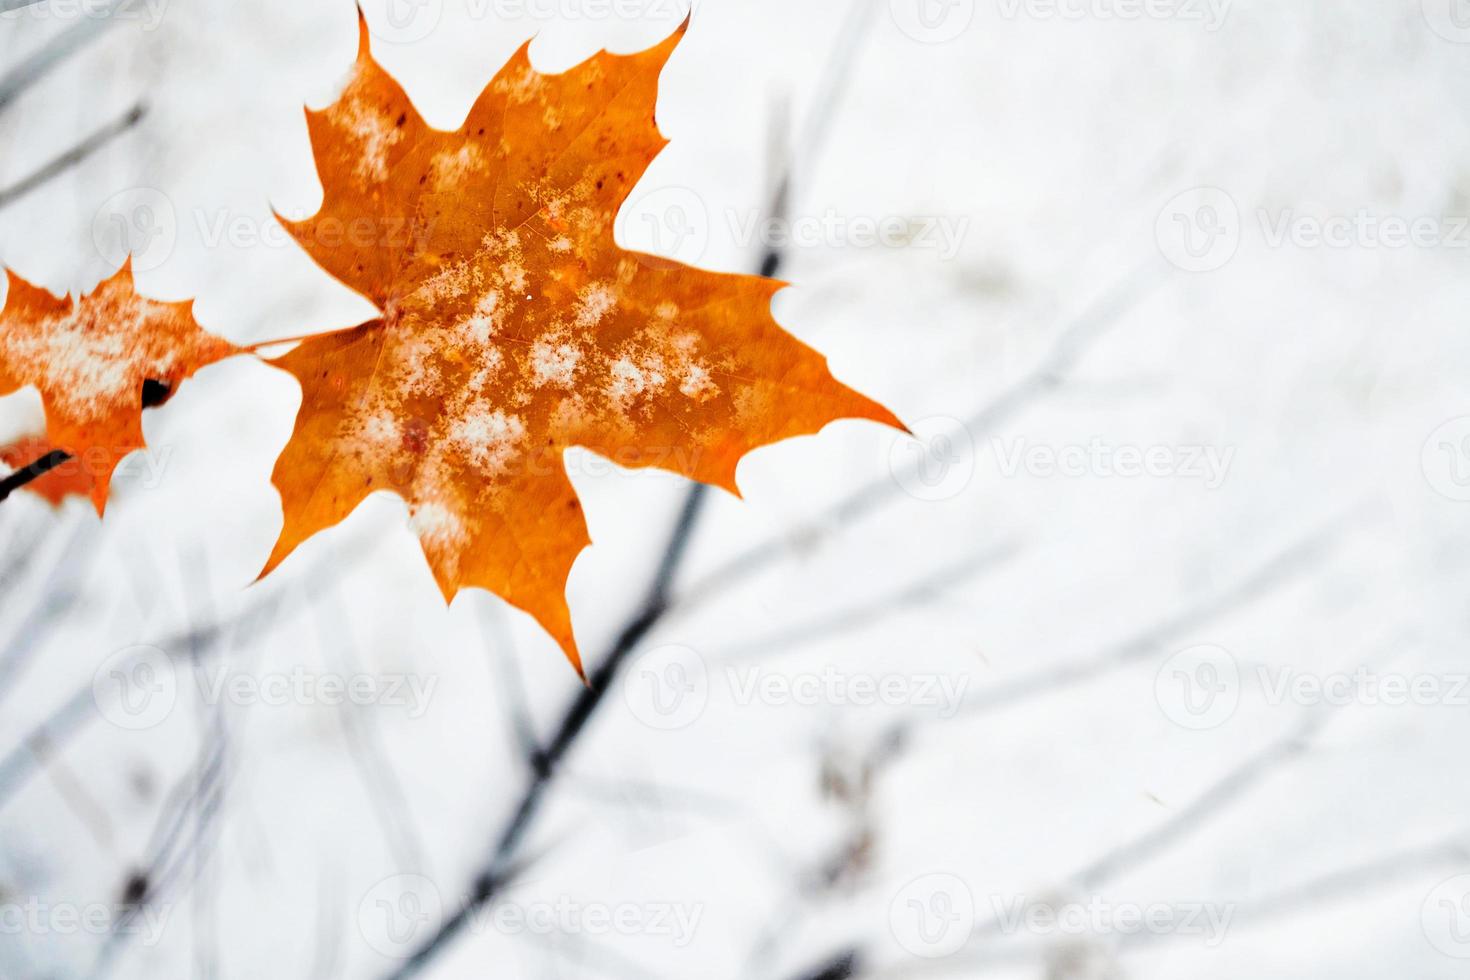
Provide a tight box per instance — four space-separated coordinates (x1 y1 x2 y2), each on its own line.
0 449 71 502
383 485 710 979
0 0 128 113
0 101 145 211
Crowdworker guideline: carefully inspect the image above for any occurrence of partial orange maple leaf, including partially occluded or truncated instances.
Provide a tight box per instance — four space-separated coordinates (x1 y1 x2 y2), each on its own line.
0 260 240 513
0 434 93 506
261 14 903 674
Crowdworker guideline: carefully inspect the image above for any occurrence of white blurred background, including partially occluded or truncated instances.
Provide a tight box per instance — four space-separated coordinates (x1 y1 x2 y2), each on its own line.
2 0 1470 977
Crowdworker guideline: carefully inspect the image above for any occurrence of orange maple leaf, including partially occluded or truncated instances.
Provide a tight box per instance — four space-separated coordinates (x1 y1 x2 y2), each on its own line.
0 261 240 513
0 434 93 506
260 14 903 674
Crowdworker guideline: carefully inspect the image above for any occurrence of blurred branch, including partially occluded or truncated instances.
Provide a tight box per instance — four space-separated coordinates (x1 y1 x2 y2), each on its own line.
477 601 541 769
935 641 1414 970
945 828 1470 972
0 530 382 812
0 449 70 502
87 722 230 979
719 541 1018 662
1220 828 1470 928
785 950 863 980
89 549 236 979
676 265 1159 618
0 101 145 211
937 520 1346 724
384 6 891 970
316 584 428 874
384 485 709 979
0 517 94 709
0 0 128 113
0 516 47 597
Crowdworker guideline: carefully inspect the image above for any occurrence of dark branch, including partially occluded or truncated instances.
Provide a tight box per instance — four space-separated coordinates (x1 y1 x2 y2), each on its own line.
0 449 71 502
786 949 863 980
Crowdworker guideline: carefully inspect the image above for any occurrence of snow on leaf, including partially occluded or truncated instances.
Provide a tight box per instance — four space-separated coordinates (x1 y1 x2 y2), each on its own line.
259 13 903 675
0 261 240 513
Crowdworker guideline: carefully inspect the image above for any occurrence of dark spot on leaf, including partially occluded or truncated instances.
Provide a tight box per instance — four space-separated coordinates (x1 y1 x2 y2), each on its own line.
395 113 407 127
140 379 171 408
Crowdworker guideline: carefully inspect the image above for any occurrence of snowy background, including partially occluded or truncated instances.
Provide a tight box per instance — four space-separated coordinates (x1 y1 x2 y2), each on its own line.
3 0 1470 977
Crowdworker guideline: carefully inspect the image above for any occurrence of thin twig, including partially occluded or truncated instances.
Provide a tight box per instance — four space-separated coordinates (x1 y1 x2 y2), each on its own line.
0 529 384 812
316 582 428 873
0 101 145 211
